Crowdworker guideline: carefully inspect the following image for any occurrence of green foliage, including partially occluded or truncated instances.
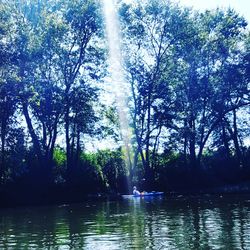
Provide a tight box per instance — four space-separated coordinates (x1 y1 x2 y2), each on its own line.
0 0 250 194
53 148 66 168
96 149 127 192
120 0 250 183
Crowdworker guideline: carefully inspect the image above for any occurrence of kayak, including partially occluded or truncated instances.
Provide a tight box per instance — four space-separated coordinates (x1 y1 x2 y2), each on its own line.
122 192 164 198
134 191 164 197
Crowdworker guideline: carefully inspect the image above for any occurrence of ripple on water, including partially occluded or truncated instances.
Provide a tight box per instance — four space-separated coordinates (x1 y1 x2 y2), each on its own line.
1 196 250 249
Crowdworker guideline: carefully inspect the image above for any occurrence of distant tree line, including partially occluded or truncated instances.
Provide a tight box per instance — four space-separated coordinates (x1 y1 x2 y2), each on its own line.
0 0 249 195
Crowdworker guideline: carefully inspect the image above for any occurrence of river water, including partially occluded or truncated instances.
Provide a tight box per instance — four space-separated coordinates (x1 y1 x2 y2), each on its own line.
0 194 250 249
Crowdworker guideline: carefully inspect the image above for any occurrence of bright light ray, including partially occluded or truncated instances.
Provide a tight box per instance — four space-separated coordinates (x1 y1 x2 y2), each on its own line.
102 0 132 189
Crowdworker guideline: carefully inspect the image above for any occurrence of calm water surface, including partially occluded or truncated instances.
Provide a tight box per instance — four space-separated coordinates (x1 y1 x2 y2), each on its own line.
1 195 250 249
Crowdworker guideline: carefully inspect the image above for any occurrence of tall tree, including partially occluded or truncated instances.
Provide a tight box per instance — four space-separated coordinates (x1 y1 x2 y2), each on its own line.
0 2 19 182
2 0 105 181
120 0 193 186
57 0 104 175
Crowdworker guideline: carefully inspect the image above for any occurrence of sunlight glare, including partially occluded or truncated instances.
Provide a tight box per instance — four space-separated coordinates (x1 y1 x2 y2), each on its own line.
102 0 132 190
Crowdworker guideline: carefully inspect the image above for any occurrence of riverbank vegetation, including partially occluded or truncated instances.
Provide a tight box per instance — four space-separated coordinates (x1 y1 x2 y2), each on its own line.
0 0 250 203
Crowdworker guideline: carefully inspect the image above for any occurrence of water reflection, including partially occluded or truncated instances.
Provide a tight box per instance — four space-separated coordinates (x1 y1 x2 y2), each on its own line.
0 195 250 249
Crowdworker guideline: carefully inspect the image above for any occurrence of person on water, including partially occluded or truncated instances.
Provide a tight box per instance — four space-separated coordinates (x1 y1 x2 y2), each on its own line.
133 186 141 195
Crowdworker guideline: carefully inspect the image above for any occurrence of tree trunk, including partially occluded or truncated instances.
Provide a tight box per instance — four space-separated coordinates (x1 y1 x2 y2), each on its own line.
23 102 43 161
65 92 71 174
222 123 231 158
189 118 197 169
0 120 6 183
47 119 59 171
232 109 242 166
75 129 81 169
22 102 52 182
144 82 153 188
183 119 188 166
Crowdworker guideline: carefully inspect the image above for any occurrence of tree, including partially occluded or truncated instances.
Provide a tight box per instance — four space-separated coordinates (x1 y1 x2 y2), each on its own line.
1 0 105 182
6 0 66 179
67 81 99 171
0 2 19 182
120 0 193 187
57 0 105 175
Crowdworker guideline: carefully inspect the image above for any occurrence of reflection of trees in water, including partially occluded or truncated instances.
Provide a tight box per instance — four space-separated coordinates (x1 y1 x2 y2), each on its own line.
0 198 250 249
198 203 250 249
0 206 60 248
128 199 147 248
180 199 250 250
133 197 250 249
67 205 88 249
233 206 250 250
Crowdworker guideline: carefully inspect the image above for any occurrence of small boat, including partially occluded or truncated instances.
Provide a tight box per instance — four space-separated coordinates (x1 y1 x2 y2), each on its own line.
134 191 164 197
122 191 164 199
